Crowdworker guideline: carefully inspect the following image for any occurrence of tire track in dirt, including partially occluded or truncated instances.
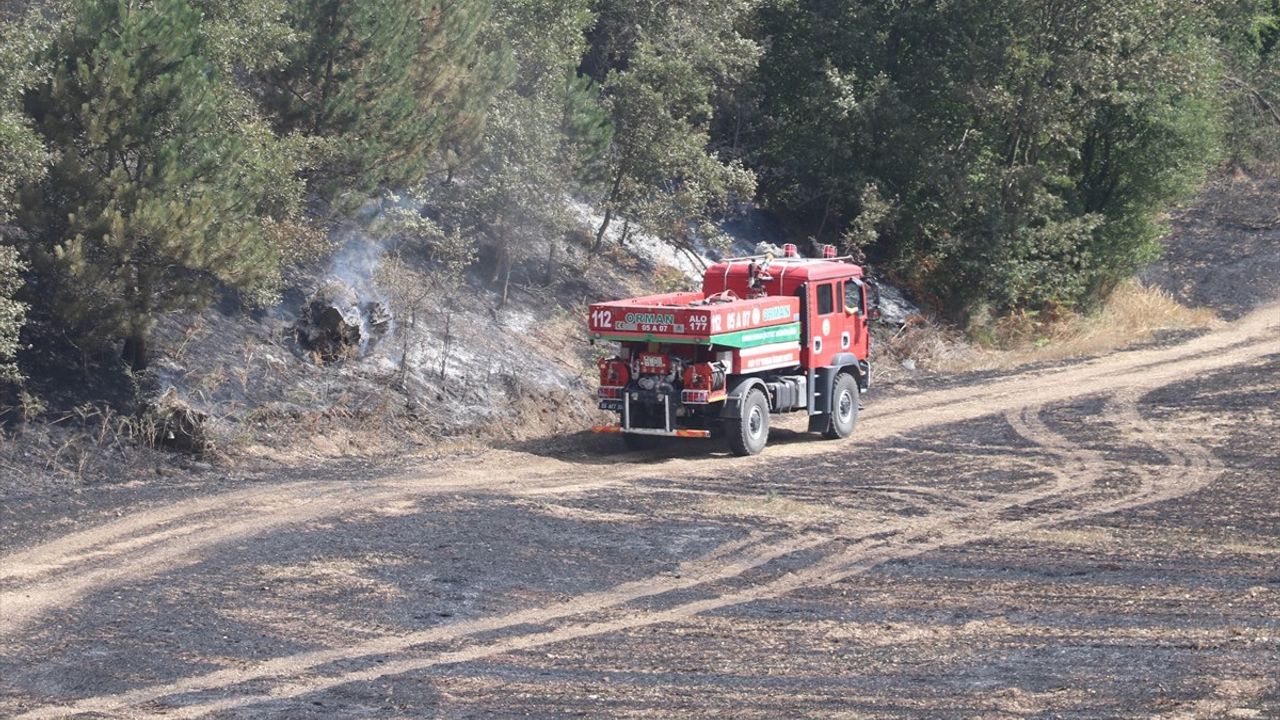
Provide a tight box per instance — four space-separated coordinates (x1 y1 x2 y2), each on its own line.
1 303 1272 654
1101 390 1275 718
859 325 1279 443
172 386 1211 720
0 458 600 583
0 466 632 637
1006 404 1107 499
13 530 838 720
22 392 1206 719
1160 677 1276 720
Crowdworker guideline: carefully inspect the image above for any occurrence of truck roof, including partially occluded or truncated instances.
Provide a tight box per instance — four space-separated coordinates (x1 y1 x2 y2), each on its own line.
586 256 866 347
705 257 864 285
702 256 864 300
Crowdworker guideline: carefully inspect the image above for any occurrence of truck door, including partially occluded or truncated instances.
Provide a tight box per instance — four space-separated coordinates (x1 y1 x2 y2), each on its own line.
842 278 870 360
804 281 841 368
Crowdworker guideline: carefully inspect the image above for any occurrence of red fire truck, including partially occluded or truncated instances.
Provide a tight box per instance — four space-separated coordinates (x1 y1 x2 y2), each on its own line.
588 244 878 455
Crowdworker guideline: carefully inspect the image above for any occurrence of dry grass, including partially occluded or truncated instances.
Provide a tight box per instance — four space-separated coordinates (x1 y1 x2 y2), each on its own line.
703 493 835 523
882 280 1219 375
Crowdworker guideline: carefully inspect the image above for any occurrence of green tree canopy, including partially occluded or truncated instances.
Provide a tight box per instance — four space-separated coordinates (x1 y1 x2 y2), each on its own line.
0 9 56 381
588 0 759 256
18 0 304 368
421 0 608 306
745 0 1224 316
261 0 510 206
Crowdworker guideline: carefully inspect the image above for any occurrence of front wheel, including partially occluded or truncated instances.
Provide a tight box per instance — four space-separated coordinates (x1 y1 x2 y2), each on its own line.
726 388 770 456
822 373 860 440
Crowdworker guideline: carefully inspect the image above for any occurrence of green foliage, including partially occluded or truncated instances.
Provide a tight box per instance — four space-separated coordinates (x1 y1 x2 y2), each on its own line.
262 0 510 205
0 245 27 382
0 9 52 225
420 0 603 306
0 0 1271 388
841 183 895 258
0 10 56 382
190 0 298 75
745 0 1225 316
1217 0 1280 167
590 0 760 255
18 0 304 366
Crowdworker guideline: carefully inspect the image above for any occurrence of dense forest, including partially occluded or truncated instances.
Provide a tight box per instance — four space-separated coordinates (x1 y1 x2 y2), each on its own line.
0 0 1278 383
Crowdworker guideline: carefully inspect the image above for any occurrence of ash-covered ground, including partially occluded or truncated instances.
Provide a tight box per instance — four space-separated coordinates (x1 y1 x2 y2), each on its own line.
1142 173 1280 320
1 303 1276 718
1 176 1278 718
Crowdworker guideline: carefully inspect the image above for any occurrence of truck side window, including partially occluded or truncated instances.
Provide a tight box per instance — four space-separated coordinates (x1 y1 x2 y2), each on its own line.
845 279 865 315
817 283 835 315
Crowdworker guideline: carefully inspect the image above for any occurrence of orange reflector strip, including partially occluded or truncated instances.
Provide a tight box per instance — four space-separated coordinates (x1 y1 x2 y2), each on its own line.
593 425 709 439
675 429 712 439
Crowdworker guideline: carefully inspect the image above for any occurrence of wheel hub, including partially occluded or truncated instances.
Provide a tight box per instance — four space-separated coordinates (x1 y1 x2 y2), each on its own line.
838 390 853 421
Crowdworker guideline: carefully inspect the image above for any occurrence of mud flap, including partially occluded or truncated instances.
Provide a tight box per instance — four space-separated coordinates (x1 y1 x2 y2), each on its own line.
721 377 767 419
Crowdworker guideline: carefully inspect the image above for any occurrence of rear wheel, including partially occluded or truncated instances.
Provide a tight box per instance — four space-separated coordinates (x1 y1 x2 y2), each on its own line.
726 388 770 456
822 373 859 440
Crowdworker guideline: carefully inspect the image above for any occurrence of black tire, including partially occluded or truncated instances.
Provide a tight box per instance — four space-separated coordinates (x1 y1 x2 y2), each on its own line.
622 432 661 451
822 372 859 440
726 388 770 456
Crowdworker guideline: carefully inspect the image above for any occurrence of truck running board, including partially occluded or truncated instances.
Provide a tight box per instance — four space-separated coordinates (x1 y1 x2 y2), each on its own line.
592 425 712 439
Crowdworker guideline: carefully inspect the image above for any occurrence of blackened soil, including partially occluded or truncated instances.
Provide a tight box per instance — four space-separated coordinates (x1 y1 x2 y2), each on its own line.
1143 175 1280 320
1 329 1277 718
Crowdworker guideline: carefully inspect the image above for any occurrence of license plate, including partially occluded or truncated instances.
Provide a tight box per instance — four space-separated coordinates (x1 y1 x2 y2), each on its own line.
598 400 624 412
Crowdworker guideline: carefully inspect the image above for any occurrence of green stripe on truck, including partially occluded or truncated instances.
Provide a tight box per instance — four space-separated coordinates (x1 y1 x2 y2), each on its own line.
594 322 802 349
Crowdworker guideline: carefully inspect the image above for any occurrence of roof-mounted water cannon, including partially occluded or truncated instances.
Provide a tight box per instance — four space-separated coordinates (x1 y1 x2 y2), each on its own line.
747 253 775 297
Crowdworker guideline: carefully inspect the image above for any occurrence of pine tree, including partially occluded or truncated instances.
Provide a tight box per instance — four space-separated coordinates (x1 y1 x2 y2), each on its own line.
19 0 303 369
262 0 509 205
423 0 608 307
586 0 759 256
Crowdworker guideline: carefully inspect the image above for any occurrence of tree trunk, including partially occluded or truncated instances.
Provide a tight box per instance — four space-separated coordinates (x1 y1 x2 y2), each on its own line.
499 260 512 309
544 240 557 286
593 166 627 253
123 267 151 372
399 306 416 385
593 207 614 253
439 311 452 379
490 222 505 284
122 333 148 372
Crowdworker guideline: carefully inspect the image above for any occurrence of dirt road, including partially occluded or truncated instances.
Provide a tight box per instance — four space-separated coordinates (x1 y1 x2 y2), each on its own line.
1 301 1277 718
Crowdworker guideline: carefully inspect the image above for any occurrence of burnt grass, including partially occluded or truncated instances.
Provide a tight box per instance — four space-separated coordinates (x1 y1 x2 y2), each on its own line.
1142 173 1280 320
2 355 1278 718
2 175 1279 717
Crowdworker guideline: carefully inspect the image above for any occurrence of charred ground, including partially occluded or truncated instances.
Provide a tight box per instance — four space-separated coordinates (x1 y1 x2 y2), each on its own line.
0 318 1276 717
0 174 1278 718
